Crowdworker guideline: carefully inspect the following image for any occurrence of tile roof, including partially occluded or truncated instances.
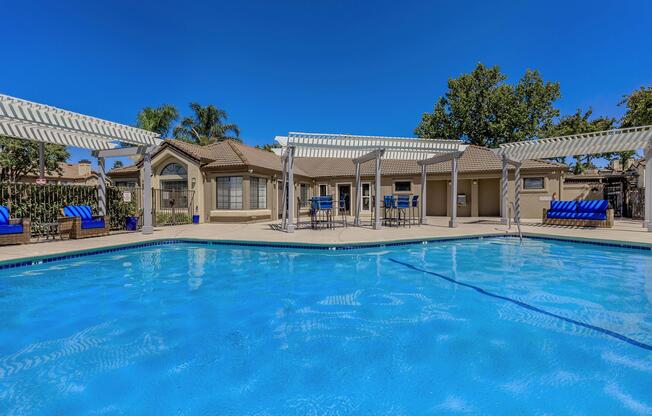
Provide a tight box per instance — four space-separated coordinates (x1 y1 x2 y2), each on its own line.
113 141 564 179
294 146 564 178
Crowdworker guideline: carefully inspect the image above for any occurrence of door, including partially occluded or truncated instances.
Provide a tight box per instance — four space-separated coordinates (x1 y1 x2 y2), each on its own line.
361 183 371 212
337 184 351 214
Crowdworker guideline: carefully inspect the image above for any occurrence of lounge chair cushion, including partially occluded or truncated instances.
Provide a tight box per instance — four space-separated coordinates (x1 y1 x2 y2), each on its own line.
81 219 105 229
63 205 93 220
550 200 578 213
0 206 10 225
0 224 23 235
578 200 608 213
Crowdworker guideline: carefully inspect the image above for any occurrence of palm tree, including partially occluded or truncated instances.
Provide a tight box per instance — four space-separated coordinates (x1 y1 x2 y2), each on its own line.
173 103 240 145
136 104 179 136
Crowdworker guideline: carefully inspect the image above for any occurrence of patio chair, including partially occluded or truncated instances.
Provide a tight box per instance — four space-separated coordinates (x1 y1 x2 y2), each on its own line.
59 205 110 239
410 195 420 225
382 195 396 226
396 195 410 227
338 198 348 228
0 206 30 245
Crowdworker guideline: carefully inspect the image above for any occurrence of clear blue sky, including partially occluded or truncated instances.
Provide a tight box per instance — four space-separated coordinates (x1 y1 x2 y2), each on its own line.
1 0 651 168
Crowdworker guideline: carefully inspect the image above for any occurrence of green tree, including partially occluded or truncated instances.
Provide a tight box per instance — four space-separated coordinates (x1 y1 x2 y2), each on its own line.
545 109 616 174
136 104 179 136
616 86 652 167
415 63 560 147
0 137 69 183
112 160 124 170
173 103 240 145
256 143 280 152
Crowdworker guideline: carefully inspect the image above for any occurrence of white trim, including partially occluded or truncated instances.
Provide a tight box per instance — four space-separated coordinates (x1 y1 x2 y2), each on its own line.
360 182 372 213
280 132 462 160
497 125 652 162
336 182 353 213
0 93 162 149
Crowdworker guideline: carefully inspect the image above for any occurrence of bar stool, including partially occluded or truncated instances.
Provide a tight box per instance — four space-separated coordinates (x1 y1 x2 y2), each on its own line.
411 195 419 226
397 195 410 227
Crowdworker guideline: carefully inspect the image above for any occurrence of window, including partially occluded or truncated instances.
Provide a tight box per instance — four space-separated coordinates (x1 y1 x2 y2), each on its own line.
161 163 187 176
300 184 309 206
216 176 243 209
523 177 545 190
249 177 267 209
394 181 411 192
319 184 328 197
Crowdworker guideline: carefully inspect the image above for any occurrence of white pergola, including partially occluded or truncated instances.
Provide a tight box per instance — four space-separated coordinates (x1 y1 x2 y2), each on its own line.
278 132 464 232
496 125 652 232
0 93 163 234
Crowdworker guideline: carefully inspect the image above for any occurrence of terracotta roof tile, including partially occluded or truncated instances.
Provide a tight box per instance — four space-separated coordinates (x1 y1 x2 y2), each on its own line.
294 146 564 178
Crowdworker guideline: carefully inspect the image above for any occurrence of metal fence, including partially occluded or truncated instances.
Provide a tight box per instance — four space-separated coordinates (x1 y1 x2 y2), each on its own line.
0 183 142 235
152 188 195 226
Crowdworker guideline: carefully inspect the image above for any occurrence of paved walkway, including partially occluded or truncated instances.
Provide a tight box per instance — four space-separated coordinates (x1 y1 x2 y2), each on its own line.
1 217 650 263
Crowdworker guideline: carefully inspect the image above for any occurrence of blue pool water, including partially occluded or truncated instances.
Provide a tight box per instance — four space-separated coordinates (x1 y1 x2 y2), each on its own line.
1 237 651 415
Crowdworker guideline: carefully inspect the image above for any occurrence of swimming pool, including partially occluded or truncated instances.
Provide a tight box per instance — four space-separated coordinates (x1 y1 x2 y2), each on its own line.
1 237 651 414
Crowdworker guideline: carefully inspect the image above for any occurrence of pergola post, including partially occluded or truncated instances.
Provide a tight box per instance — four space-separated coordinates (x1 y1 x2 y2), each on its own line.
98 157 106 215
286 147 296 233
354 162 361 226
500 155 509 225
514 162 522 224
449 155 458 228
645 144 651 232
374 155 382 230
420 164 427 224
142 151 153 235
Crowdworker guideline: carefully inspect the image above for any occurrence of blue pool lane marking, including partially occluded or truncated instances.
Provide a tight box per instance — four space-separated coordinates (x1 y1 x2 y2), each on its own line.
388 258 652 352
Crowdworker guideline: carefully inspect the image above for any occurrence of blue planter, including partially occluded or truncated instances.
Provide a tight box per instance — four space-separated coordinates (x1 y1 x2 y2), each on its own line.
192 215 200 224
125 216 139 231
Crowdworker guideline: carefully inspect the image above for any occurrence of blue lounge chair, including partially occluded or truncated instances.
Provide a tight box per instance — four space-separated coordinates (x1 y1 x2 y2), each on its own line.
0 206 30 245
59 205 110 238
543 199 613 227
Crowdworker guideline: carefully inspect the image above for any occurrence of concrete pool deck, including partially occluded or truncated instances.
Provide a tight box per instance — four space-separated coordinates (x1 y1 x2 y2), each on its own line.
0 217 650 263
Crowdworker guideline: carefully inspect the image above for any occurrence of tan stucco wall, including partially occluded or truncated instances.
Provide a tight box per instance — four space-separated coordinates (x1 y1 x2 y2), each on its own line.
143 154 564 223
150 148 205 222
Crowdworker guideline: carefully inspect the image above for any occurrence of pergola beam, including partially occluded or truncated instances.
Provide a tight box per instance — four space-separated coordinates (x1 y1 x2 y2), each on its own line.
0 94 160 146
0 116 117 150
497 125 652 162
417 151 463 166
0 93 163 236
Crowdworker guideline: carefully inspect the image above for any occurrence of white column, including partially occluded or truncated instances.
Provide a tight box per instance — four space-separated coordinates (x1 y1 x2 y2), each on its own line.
500 155 509 225
98 157 106 216
449 156 458 228
514 162 522 224
354 162 361 226
374 156 382 230
280 157 288 229
287 147 296 233
645 145 651 232
142 152 153 235
420 164 427 224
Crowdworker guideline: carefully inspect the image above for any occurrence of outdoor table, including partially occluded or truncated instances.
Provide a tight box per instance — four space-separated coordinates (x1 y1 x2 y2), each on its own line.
35 222 63 241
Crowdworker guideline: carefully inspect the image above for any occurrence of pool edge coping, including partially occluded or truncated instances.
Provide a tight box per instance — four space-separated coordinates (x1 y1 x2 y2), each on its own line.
0 232 649 270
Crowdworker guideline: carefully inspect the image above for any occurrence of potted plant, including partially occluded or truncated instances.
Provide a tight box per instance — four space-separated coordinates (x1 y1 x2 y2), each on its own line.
125 206 139 231
192 206 200 224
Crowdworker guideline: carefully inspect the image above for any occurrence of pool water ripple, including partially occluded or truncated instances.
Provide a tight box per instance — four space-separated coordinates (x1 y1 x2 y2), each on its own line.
0 237 651 415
